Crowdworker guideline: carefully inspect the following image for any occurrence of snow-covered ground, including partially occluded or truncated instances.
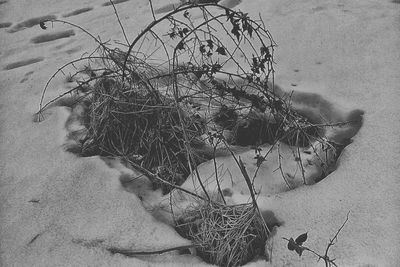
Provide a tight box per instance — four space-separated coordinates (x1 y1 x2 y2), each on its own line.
0 0 399 266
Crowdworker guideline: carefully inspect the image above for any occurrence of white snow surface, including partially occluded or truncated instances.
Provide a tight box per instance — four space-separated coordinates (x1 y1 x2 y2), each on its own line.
0 0 399 266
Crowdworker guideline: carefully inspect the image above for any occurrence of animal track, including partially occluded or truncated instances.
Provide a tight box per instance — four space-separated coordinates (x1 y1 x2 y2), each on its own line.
20 71 34 83
155 0 241 14
102 0 130 6
219 0 242 8
30 30 75 44
65 46 82 55
53 39 76 50
0 22 12 29
62 7 93 18
7 15 56 33
3 57 44 70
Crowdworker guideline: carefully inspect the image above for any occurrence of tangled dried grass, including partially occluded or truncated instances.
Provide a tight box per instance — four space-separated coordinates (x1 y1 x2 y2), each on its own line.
35 1 349 265
176 202 269 267
77 50 209 192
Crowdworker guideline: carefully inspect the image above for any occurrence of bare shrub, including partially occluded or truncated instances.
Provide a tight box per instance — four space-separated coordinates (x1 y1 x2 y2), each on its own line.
36 1 348 265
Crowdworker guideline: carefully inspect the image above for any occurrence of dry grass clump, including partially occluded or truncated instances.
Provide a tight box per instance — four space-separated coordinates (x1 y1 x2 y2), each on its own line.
176 202 269 267
69 48 209 192
80 73 207 192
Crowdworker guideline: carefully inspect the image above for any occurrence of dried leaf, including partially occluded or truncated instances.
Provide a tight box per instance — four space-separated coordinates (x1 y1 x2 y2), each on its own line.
206 39 214 50
295 232 308 245
182 28 189 35
210 63 221 74
176 41 185 51
242 19 253 37
199 45 206 54
287 238 296 251
231 23 241 41
216 46 226 56
193 71 203 80
255 155 265 167
260 46 268 56
247 24 253 37
39 21 47 30
295 246 305 257
169 31 176 39
226 9 234 22
184 10 190 19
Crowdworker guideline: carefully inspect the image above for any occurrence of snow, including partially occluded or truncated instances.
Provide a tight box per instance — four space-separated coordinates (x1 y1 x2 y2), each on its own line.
1 0 399 266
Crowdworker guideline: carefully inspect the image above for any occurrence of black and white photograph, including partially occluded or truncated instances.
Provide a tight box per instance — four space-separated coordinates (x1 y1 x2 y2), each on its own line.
0 0 398 266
